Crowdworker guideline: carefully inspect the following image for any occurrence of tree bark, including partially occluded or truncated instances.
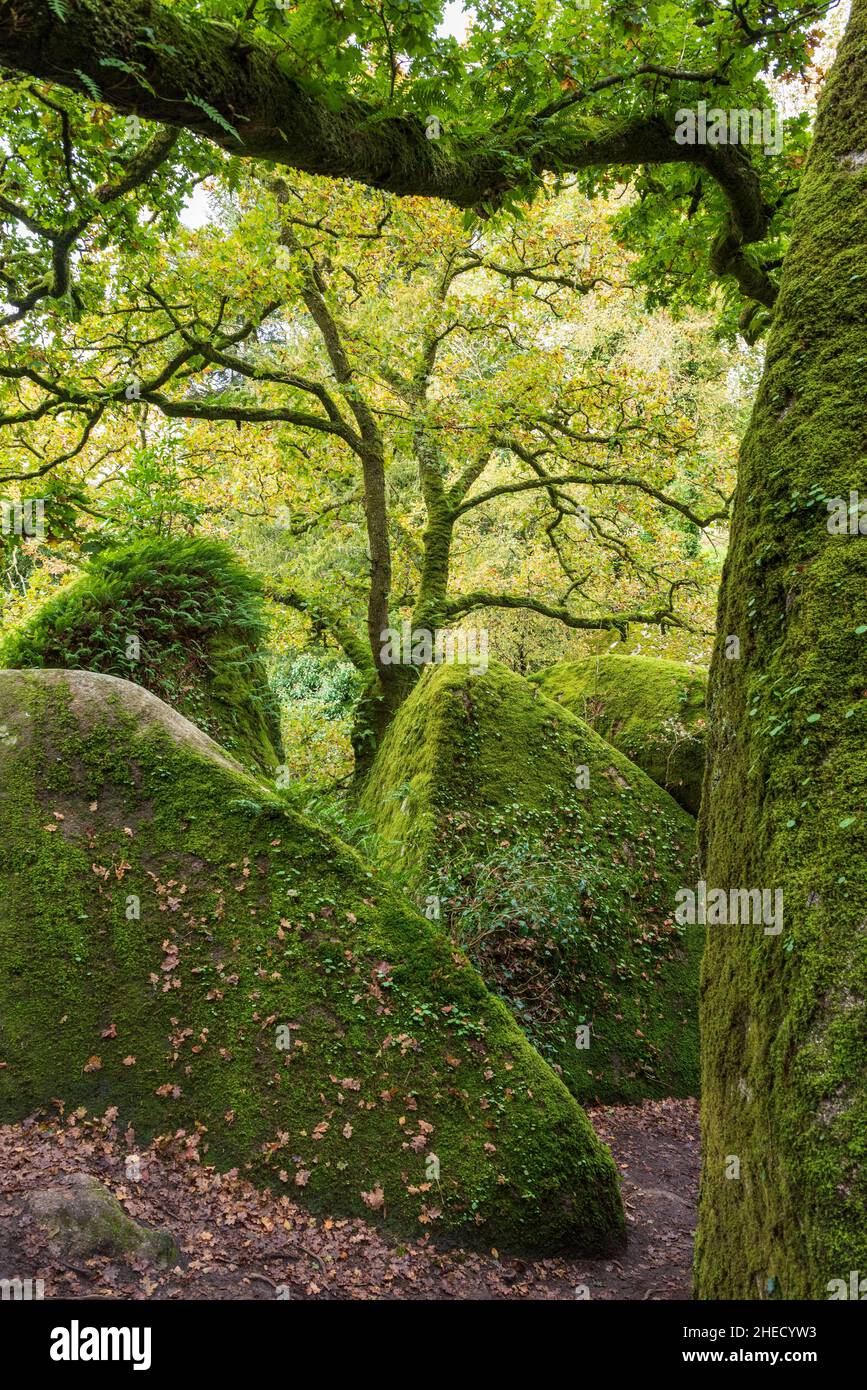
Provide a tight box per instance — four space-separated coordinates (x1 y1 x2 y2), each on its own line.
696 0 867 1299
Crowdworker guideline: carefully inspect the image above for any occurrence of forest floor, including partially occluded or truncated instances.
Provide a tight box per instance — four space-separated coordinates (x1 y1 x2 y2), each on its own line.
0 1097 699 1301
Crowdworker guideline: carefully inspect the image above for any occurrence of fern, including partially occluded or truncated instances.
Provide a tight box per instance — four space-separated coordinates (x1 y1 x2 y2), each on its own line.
185 95 242 143
73 69 101 103
99 57 157 97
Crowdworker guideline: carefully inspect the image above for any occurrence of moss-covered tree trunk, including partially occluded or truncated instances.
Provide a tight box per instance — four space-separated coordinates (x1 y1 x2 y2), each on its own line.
696 0 867 1299
351 665 417 780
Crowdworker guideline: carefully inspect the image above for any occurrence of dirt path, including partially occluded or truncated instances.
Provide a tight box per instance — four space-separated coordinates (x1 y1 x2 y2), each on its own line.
0 1097 699 1301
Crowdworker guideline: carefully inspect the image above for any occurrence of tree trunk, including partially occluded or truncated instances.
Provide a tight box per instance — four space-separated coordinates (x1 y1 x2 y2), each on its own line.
696 0 867 1299
350 666 417 781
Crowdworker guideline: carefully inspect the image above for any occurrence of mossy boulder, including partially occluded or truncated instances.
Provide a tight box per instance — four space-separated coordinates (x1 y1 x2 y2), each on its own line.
0 537 283 776
530 655 707 816
358 661 702 1105
28 1174 178 1265
0 668 623 1256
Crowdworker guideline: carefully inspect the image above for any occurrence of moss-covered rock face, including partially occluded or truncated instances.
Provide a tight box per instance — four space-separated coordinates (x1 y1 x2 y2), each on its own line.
29 1174 178 1265
696 0 867 1299
358 661 702 1105
0 537 283 776
532 656 707 816
0 668 624 1256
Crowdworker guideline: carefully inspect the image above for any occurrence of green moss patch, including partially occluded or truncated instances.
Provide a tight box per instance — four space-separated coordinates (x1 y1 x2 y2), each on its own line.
358 661 702 1105
29 1174 178 1266
0 668 624 1256
531 656 707 816
0 537 282 776
695 0 867 1299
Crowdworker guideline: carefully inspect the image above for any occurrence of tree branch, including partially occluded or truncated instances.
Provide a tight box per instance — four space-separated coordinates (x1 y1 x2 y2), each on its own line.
0 124 178 325
444 590 689 636
0 0 778 309
265 585 375 677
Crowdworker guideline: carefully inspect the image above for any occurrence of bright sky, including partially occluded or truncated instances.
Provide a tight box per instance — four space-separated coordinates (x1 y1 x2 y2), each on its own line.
440 1 470 40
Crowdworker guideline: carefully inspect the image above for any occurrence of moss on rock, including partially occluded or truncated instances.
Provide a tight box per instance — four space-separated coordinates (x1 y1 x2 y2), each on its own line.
0 667 624 1256
358 661 702 1105
0 537 283 776
531 655 707 816
28 1174 178 1265
695 0 867 1299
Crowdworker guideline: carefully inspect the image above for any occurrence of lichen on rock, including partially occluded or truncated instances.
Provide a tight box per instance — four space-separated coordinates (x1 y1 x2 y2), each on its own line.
28 1173 178 1265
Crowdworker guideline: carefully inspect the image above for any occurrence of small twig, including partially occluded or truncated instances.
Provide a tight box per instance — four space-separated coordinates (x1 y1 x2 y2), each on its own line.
58 1259 98 1279
266 1243 327 1274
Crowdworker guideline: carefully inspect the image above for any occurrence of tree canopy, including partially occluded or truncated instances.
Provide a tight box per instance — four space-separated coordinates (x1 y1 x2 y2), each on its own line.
0 0 833 329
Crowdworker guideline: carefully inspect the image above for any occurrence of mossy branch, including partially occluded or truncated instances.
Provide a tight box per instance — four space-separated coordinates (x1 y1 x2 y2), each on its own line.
456 465 731 530
0 125 178 326
443 590 691 638
0 0 777 310
265 585 376 680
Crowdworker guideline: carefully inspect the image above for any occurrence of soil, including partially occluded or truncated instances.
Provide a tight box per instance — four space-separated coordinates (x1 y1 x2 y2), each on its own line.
0 1097 699 1301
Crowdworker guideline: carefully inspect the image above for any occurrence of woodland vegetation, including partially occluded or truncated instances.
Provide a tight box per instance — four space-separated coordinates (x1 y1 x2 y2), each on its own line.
0 0 863 1304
